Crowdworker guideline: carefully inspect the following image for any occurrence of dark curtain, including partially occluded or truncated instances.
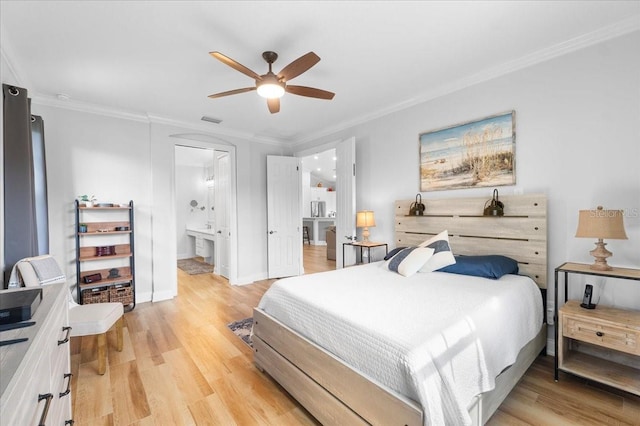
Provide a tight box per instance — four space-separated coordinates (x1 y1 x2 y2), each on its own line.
2 84 48 287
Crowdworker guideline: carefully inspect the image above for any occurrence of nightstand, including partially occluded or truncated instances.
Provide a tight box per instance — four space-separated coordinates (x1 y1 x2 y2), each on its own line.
342 241 388 267
554 262 640 395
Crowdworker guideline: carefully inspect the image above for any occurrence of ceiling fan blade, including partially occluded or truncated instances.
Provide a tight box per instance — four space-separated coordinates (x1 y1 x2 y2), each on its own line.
286 85 335 100
267 98 280 114
278 52 320 82
210 51 261 81
208 87 256 99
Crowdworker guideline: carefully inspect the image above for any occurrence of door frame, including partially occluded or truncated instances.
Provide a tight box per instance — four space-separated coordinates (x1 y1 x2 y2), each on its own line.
171 136 238 284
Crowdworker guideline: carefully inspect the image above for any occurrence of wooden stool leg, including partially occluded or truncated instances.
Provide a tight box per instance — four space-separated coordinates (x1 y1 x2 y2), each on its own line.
97 333 107 375
116 316 124 352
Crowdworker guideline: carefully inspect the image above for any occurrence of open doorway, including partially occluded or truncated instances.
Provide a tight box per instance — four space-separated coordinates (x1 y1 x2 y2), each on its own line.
175 146 215 268
296 137 356 271
174 143 234 281
300 148 337 271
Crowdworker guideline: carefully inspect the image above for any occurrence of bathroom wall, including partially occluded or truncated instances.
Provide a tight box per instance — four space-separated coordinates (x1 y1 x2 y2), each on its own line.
175 162 210 260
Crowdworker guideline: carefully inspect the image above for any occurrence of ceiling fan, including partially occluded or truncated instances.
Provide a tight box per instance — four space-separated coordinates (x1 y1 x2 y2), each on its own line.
208 51 335 114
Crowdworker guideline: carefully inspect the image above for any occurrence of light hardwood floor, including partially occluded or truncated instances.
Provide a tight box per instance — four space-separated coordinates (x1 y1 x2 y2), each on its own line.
70 245 640 425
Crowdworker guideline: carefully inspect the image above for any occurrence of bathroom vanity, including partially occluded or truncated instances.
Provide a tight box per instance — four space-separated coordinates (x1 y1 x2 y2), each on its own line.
186 227 215 264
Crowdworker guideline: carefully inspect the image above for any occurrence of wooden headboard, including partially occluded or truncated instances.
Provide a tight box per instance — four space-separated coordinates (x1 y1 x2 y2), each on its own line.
395 194 547 288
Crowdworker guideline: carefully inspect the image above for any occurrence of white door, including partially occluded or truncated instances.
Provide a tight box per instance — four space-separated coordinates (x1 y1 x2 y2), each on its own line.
336 137 357 268
267 156 302 278
214 151 230 278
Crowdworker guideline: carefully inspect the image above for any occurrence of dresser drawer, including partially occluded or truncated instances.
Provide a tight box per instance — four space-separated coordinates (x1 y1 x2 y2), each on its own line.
563 315 639 356
2 347 51 426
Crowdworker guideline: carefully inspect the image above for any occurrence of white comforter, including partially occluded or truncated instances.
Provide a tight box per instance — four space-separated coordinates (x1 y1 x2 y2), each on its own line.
257 262 543 426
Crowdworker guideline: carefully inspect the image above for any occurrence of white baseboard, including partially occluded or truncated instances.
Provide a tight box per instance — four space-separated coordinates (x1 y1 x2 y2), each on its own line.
151 289 175 302
233 272 269 286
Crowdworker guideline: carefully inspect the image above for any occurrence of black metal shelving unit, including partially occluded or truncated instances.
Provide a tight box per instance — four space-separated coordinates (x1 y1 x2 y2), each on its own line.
74 199 136 311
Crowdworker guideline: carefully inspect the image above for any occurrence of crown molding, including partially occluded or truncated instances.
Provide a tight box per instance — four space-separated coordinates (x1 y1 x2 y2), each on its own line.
32 94 151 123
292 16 640 146
147 114 286 147
30 94 286 146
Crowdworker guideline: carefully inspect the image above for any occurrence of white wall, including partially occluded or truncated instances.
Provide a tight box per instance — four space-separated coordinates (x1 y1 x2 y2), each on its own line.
236 141 288 282
29 104 154 302
296 33 640 318
175 163 209 259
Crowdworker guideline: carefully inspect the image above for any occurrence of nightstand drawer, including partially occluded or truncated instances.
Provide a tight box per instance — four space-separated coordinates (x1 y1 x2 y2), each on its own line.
563 316 638 356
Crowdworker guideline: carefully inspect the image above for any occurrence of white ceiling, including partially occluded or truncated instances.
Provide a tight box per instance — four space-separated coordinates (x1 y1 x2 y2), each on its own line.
301 148 337 185
1 1 638 146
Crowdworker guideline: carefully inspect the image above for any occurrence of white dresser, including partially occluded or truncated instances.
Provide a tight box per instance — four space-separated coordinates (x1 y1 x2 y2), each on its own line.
0 282 73 425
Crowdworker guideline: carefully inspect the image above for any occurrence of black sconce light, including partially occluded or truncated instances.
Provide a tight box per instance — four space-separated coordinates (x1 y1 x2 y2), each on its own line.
483 189 505 217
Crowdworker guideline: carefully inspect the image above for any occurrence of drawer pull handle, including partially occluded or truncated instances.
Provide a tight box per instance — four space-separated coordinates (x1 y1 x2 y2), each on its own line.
596 331 604 337
38 393 53 426
58 326 72 345
60 373 73 397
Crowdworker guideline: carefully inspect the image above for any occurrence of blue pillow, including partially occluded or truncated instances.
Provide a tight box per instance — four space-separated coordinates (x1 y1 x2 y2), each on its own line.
384 247 406 260
438 255 519 279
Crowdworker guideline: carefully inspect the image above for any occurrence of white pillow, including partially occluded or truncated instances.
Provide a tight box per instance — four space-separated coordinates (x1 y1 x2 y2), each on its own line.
387 246 435 277
418 230 456 272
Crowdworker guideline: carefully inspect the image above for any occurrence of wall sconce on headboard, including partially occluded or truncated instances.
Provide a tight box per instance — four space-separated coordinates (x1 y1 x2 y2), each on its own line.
483 189 505 217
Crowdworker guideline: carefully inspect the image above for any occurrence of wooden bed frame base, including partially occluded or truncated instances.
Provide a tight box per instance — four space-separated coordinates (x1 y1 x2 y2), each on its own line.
254 308 547 425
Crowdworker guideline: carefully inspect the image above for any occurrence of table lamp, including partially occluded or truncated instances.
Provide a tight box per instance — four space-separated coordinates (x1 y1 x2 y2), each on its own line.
356 210 376 242
575 205 627 271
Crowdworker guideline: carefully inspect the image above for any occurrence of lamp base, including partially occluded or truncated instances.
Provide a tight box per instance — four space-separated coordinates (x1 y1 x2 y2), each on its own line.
362 227 370 242
589 239 612 271
580 303 597 309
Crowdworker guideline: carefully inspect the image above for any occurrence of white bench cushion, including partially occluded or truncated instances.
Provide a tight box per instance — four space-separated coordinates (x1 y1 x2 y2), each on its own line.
68 302 124 337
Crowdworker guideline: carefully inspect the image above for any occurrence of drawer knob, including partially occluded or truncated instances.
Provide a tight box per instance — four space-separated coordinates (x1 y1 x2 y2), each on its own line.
596 331 604 337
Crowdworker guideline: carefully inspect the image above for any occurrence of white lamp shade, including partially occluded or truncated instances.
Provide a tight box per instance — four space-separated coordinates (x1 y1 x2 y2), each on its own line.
356 210 376 228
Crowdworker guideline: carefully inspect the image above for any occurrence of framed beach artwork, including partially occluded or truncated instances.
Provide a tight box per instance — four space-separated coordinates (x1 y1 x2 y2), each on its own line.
419 111 516 192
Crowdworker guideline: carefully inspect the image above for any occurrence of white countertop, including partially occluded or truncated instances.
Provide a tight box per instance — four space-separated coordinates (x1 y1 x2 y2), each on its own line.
186 227 216 238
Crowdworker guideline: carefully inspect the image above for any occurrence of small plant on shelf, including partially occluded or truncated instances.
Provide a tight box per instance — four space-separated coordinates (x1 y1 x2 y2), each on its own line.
78 194 97 207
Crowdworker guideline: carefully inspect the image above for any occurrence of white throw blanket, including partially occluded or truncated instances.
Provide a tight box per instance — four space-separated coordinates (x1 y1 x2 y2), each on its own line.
258 262 543 425
29 256 66 285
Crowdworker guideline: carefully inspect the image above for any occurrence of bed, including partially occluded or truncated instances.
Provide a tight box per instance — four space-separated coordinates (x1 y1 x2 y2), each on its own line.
253 194 547 425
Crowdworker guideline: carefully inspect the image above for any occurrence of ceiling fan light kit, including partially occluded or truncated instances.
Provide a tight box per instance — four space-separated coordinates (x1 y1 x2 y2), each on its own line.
209 50 334 113
256 77 285 99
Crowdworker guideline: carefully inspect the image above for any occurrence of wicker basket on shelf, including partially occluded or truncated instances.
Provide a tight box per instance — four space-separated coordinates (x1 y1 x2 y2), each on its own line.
109 284 133 305
82 287 110 304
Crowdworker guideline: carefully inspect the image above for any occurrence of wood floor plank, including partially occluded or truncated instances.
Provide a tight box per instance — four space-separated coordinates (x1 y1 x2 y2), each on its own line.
187 392 240 426
72 359 115 423
138 360 198 425
70 245 640 425
162 347 214 403
109 360 152 424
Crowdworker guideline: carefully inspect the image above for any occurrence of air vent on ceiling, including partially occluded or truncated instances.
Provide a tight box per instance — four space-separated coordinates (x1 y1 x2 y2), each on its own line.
201 115 222 124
